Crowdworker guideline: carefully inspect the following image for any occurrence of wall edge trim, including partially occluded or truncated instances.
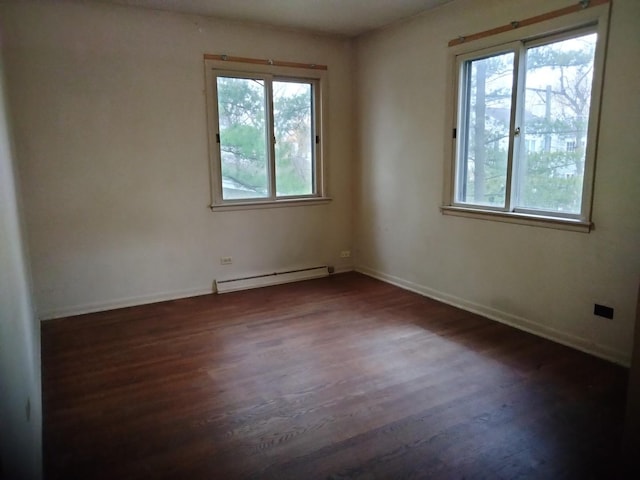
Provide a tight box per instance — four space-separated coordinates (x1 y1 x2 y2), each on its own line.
333 265 355 274
356 265 630 367
39 286 213 321
38 267 356 320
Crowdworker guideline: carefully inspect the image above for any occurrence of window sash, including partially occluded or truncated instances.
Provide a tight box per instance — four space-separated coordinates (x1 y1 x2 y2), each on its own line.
452 26 600 222
513 26 599 219
454 43 520 211
209 70 321 205
214 73 271 202
272 77 319 199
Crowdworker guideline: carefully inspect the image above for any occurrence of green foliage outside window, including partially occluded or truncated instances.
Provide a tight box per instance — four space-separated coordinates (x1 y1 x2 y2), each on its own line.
216 76 314 199
461 33 596 214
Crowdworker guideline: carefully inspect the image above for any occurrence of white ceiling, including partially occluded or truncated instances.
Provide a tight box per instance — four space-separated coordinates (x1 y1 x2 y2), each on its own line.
94 0 453 37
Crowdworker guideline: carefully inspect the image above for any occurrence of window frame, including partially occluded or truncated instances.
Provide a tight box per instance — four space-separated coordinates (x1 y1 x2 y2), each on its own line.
205 59 329 210
442 3 610 232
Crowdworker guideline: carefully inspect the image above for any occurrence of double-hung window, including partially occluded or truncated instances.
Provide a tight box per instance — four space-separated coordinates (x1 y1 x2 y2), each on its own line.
444 3 609 231
205 58 327 208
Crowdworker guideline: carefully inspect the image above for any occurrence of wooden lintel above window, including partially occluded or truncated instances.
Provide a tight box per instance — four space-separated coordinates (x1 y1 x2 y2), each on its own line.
448 0 610 47
203 54 327 71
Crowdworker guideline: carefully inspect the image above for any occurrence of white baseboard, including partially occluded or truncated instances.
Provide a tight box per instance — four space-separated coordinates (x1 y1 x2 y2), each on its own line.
356 265 630 367
333 265 355 274
39 286 213 321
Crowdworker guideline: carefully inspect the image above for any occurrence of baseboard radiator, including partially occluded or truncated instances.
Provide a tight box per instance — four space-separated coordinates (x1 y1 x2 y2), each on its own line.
215 266 330 294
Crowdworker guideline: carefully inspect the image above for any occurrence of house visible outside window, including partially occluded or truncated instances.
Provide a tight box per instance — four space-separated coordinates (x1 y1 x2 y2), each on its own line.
443 4 609 231
205 59 328 208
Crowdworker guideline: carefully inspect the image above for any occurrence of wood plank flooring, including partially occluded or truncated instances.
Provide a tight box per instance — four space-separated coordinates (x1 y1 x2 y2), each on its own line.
42 272 628 479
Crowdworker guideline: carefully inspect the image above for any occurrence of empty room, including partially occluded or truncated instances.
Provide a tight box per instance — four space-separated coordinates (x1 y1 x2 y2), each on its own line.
1 0 639 478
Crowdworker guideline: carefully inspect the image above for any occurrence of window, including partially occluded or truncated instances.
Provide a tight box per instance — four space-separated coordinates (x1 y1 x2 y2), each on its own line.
444 5 609 231
205 59 327 208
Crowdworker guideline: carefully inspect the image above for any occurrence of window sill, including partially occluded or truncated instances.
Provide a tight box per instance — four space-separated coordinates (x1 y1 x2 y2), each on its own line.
441 205 593 233
210 197 332 212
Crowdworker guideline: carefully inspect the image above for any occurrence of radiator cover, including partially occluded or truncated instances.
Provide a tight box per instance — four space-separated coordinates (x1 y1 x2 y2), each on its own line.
215 266 329 294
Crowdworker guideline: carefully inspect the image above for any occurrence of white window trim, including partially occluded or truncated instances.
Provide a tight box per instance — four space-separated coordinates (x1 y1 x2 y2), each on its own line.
204 59 330 210
442 2 610 233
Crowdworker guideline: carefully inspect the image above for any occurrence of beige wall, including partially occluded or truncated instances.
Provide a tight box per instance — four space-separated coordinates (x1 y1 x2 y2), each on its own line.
0 51 42 479
355 0 640 365
0 1 355 318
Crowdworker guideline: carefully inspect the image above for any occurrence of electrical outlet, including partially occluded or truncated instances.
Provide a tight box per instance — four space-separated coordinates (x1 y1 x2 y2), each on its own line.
220 256 233 265
594 303 614 319
340 250 351 258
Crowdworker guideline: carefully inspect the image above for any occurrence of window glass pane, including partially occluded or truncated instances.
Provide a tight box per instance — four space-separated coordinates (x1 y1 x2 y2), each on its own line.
217 76 269 200
457 51 514 207
273 81 314 196
517 33 597 214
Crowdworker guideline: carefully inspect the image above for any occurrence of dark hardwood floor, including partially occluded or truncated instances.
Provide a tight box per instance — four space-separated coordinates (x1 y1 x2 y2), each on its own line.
42 272 628 479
